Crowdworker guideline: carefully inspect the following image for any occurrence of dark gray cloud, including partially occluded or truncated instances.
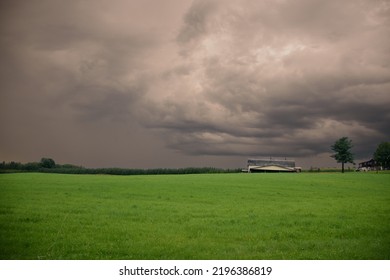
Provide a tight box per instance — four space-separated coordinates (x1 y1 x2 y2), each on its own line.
177 0 217 44
1 0 389 168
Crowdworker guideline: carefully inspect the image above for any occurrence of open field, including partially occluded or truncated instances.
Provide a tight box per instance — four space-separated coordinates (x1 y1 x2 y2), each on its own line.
0 172 389 259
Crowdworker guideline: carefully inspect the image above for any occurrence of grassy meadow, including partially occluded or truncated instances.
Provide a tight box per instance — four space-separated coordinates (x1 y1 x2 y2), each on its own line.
0 172 389 259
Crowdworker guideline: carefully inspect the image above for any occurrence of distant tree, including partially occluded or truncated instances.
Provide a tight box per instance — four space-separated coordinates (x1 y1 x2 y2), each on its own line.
331 137 354 173
24 162 40 171
0 161 22 170
9 161 22 170
374 142 390 170
40 158 56 169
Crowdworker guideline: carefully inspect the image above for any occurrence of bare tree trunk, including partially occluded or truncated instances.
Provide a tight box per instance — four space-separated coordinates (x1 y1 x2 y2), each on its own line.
342 162 345 173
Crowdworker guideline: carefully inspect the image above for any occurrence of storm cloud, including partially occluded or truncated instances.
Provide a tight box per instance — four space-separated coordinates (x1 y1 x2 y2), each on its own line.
1 0 389 168
141 0 390 158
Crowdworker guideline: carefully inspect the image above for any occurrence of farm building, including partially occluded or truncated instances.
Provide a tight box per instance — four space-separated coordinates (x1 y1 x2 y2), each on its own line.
357 159 381 171
244 158 301 173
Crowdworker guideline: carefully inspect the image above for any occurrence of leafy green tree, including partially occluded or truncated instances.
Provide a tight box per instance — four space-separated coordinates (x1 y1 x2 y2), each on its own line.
374 142 390 170
331 137 354 173
40 158 56 168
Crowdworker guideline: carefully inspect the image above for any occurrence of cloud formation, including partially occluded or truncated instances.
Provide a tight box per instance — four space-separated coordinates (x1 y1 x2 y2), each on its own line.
141 0 390 158
1 0 389 168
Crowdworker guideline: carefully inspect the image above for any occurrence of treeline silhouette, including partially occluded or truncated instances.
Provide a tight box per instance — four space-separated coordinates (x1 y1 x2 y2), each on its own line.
0 159 241 175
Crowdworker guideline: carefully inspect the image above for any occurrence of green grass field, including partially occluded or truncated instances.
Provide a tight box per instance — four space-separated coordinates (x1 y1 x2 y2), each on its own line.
0 172 389 259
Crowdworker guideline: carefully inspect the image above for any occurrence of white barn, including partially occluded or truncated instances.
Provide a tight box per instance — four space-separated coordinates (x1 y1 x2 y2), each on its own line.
244 158 301 173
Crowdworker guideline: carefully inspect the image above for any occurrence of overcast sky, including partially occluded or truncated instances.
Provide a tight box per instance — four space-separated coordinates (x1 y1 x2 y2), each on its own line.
1 0 389 169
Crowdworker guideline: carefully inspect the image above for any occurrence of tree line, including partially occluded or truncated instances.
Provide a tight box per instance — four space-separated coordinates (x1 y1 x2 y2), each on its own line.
0 158 241 175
